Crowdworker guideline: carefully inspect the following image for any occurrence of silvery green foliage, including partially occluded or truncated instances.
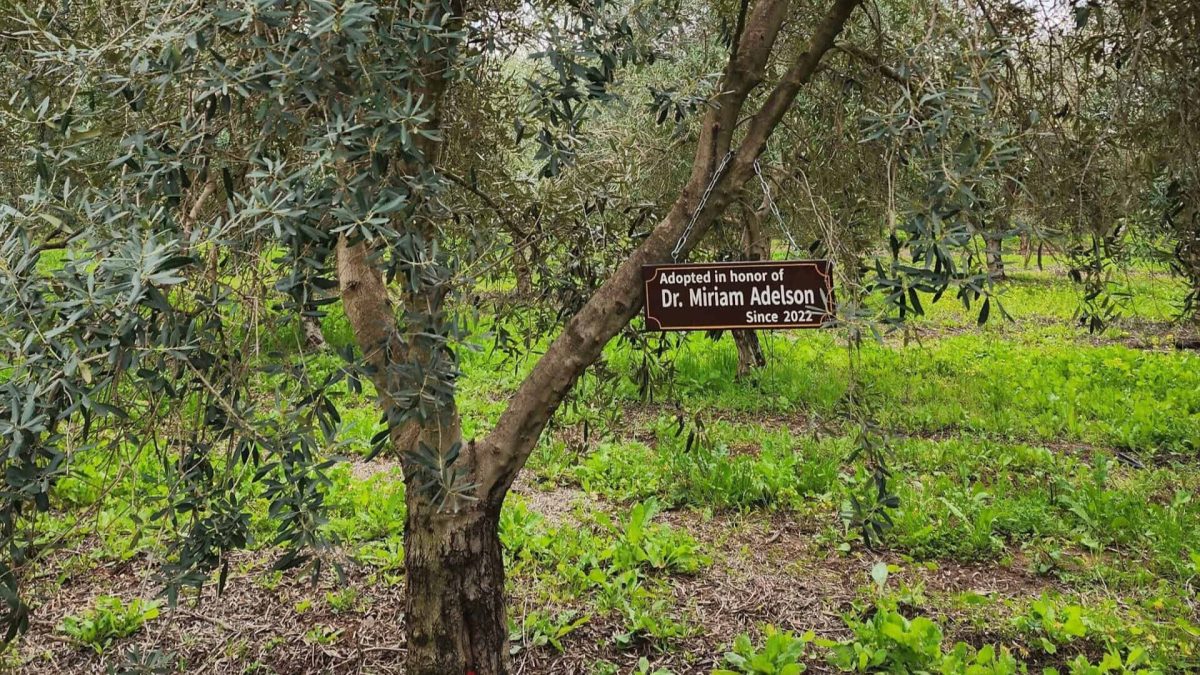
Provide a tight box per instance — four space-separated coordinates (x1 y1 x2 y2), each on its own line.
1 0 675 641
862 38 1025 329
838 33 1027 544
520 0 666 177
0 0 467 640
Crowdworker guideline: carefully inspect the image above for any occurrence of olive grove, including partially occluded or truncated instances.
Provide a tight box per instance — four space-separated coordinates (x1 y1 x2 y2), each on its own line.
2 0 1199 673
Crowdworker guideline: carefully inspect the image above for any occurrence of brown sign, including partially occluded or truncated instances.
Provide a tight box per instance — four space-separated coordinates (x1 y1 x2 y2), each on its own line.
643 260 834 331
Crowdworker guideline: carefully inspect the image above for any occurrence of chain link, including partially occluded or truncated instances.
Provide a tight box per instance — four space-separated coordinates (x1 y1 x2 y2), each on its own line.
754 157 801 255
671 151 734 262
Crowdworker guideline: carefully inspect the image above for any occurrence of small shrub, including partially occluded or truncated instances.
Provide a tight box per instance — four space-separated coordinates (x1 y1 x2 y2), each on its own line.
1057 647 1156 674
608 498 709 574
828 605 944 672
1011 596 1088 654
825 600 1022 674
57 596 158 654
508 610 590 654
325 587 360 613
303 624 341 645
716 625 812 674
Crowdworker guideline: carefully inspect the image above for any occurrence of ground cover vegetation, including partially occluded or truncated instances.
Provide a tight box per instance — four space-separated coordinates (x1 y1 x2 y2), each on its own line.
1 0 1198 673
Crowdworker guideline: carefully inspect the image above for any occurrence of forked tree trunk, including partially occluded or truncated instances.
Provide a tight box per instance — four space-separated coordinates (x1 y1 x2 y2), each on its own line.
335 1 863 672
404 501 507 675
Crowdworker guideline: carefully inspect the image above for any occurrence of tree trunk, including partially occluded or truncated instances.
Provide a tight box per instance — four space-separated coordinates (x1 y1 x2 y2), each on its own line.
334 3 862 672
734 198 770 377
985 233 1005 280
513 248 533 297
301 312 327 350
988 180 1021 280
1191 281 1200 326
404 501 508 675
733 330 765 376
1019 231 1032 269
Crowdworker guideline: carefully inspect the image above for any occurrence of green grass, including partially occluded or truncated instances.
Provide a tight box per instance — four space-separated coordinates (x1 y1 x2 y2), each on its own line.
501 262 1199 670
589 320 1200 455
28 253 1200 672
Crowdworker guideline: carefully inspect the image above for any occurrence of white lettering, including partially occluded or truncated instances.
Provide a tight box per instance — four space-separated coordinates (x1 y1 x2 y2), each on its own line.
746 310 778 323
688 286 745 308
750 285 817 307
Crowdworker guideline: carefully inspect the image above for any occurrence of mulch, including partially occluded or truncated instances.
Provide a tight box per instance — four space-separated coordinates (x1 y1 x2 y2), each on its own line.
10 480 1060 674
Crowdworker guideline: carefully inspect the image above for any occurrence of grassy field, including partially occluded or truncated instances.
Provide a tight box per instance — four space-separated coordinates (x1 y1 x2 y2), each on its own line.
9 259 1200 674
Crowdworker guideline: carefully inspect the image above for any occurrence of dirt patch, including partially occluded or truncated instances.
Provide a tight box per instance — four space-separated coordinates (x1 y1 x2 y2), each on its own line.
1 486 1084 675
346 457 404 481
17 549 409 675
510 474 608 524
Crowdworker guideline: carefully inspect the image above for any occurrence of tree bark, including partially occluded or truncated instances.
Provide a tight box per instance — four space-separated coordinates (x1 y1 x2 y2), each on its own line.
733 331 765 376
513 249 533 297
335 2 862 672
987 180 1022 280
335 0 503 668
985 233 1005 280
301 312 327 350
180 176 217 252
734 197 770 377
336 235 422 455
404 501 507 675
335 0 463 456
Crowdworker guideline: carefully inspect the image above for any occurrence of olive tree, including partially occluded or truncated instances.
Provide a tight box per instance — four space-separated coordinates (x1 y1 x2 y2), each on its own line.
3 0 871 670
1005 0 1200 328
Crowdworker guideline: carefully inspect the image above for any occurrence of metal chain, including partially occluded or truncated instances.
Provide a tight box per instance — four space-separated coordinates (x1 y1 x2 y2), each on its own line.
754 157 801 255
671 151 734 262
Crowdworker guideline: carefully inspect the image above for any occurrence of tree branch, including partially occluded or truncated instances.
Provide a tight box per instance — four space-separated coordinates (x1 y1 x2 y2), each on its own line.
729 0 752 58
31 239 71 257
441 170 528 240
476 0 863 502
728 0 866 185
834 42 909 87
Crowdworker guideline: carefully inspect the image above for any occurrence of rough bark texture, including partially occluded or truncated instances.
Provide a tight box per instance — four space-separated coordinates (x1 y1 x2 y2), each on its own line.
988 181 1022 279
404 501 507 675
733 330 766 377
301 313 328 350
334 1 502 670
985 233 1005 280
335 0 463 453
334 1 862 672
734 198 770 377
513 249 533 297
336 236 421 455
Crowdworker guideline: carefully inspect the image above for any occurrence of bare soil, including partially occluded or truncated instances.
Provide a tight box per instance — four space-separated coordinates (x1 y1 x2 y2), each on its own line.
12 477 1061 675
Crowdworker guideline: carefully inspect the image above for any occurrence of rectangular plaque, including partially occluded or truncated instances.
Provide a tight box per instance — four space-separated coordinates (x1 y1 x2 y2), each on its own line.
642 260 834 331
